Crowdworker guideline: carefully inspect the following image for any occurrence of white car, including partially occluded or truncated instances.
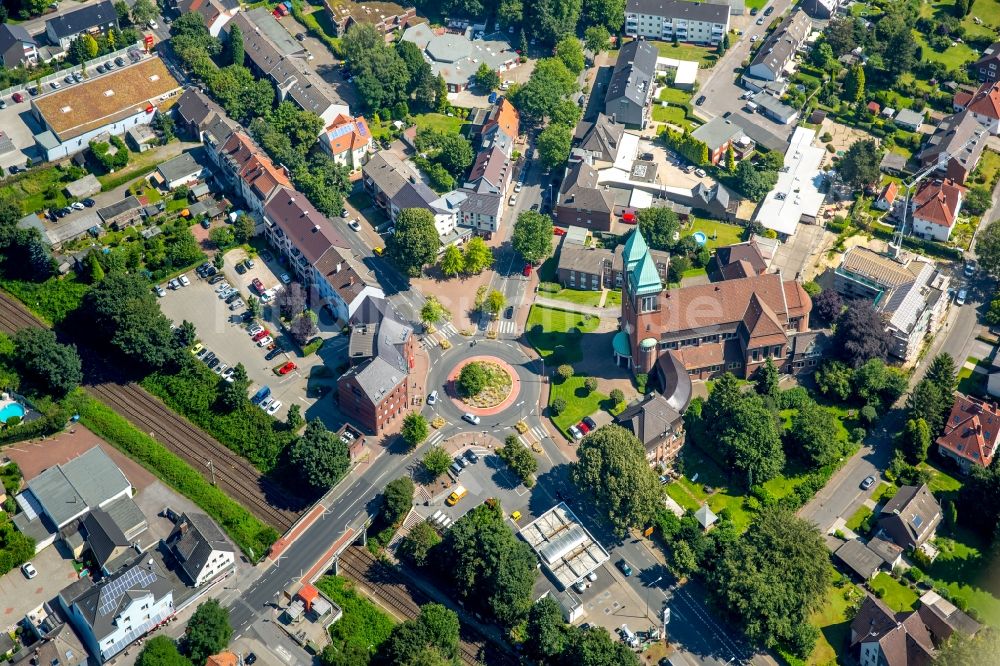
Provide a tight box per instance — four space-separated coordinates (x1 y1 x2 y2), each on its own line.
214 363 228 375
348 219 361 231
218 288 234 300
71 201 85 210
462 413 481 425
178 274 191 286
508 194 518 206
21 562 37 579
259 397 273 411
267 400 282 415
956 289 967 306
215 282 231 293
229 299 245 311
147 19 158 29
427 390 438 405
221 366 235 382
514 181 523 193
248 325 264 336
257 336 273 347
155 285 166 297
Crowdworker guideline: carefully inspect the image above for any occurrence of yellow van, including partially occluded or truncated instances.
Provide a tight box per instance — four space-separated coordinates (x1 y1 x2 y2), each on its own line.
446 485 467 506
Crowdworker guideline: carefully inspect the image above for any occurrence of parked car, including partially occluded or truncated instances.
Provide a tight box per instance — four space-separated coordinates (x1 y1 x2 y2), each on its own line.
259 397 273 411
569 424 583 440
248 325 264 336
245 258 255 269
64 75 74 84
168 278 180 289
266 400 282 415
225 292 241 304
12 92 24 103
465 449 479 464
582 416 597 430
427 390 438 405
278 362 297 375
147 19 158 29
462 413 481 425
956 289 967 306
209 273 226 285
228 299 245 311
522 263 532 276
279 272 291 284
577 421 590 435
695 95 706 105
373 247 384 256
508 194 518 206
21 562 37 579
763 5 774 15
178 274 191 287
252 278 265 292
115 57 125 66
860 475 876 490
235 262 247 274
553 227 566 236
155 285 166 297
348 219 361 231
455 455 469 469
964 261 976 277
191 343 203 356
265 348 283 361
252 330 270 342
222 367 235 382
50 80 60 89
514 181 523 192
504 306 514 319
257 336 273 347
245 653 257 665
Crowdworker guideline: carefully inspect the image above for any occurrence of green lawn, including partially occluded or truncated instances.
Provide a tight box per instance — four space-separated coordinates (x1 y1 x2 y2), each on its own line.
971 150 1000 189
671 443 754 531
541 287 603 308
912 32 977 69
926 527 1000 627
604 290 621 309
805 574 864 666
845 505 873 532
549 375 609 437
957 364 988 397
871 482 896 504
651 41 718 67
314 576 396 660
0 166 73 214
659 87 693 106
685 218 744 251
525 305 599 364
0 276 90 326
412 112 466 136
918 461 962 496
871 572 919 612
652 104 695 130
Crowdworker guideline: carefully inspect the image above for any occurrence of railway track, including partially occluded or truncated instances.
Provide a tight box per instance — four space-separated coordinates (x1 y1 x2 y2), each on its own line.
0 291 303 532
339 547 517 666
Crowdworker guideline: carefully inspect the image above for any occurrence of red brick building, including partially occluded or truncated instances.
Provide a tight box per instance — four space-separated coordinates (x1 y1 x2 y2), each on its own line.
936 394 1000 472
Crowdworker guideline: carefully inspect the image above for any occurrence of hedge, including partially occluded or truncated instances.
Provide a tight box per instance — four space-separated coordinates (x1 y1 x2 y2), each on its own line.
74 393 278 559
302 337 324 357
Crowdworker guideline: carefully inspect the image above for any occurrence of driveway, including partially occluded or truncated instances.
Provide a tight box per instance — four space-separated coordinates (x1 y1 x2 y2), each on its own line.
0 545 79 634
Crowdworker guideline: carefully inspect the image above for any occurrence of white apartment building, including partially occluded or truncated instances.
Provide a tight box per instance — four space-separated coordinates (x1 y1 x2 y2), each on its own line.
625 0 730 45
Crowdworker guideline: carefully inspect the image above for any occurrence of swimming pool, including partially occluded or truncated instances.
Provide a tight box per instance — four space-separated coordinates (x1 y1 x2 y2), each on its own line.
0 402 25 423
692 231 707 246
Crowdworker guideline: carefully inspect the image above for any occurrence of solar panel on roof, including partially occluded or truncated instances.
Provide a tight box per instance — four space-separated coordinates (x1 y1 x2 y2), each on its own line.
356 121 368 137
97 565 157 617
328 124 355 140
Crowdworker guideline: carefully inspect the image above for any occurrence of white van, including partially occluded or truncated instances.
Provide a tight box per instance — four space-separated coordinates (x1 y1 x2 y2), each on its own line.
744 101 759 113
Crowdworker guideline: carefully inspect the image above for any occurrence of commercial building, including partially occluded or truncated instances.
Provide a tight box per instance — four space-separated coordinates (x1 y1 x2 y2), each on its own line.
30 57 181 162
833 247 949 362
338 296 414 435
44 0 117 50
624 0 730 44
936 394 1000 472
519 503 610 591
325 0 416 37
605 40 658 128
752 127 825 238
911 178 966 242
319 114 373 170
691 117 744 166
166 512 236 588
617 228 816 382
400 24 518 92
745 10 812 81
0 24 37 68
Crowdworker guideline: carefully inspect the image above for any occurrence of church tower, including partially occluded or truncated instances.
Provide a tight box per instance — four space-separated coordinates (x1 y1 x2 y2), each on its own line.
619 228 664 374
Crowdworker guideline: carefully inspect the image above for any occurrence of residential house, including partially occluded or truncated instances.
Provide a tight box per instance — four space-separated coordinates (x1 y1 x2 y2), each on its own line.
910 179 966 242
458 189 503 234
556 241 669 291
30 58 182 162
745 10 812 82
691 117 743 166
154 148 212 191
80 509 136 575
708 240 769 282
604 40 658 128
212 130 293 216
834 539 884 581
60 557 175 663
917 112 988 184
0 24 37 68
894 108 925 132
401 24 518 92
44 0 117 50
465 145 513 197
176 0 240 36
614 391 689 466
428 190 470 246
833 247 949 363
850 595 936 665
917 590 981 645
326 0 416 37
174 89 231 140
801 0 839 19
97 196 144 230
875 181 899 211
362 151 438 222
11 623 88 666
338 296 415 435
877 484 941 551
617 228 815 382
624 0 730 44
480 98 520 157
973 42 1000 83
166 512 236 588
319 114 373 170
952 80 1000 134
937 394 1000 472
206 653 239 666
263 187 383 322
881 151 909 176
555 162 616 231
572 114 626 166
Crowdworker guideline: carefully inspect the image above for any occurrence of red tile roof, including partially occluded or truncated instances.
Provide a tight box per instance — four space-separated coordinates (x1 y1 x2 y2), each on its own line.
483 98 520 141
868 101 881 114
221 131 292 201
913 179 966 228
879 181 898 205
966 81 1000 120
954 90 974 109
937 394 1000 468
323 114 372 157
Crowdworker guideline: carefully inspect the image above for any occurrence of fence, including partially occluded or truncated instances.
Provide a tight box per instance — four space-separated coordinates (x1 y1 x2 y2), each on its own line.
0 41 146 100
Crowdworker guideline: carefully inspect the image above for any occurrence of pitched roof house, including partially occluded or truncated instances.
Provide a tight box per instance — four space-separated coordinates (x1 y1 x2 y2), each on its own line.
213 131 292 215
746 10 812 81
953 80 1000 134
0 24 37 68
44 0 117 49
937 394 1000 471
605 40 658 128
614 391 689 465
319 114 373 170
362 151 438 223
176 0 240 36
466 145 513 195
918 112 989 184
173 89 236 143
481 98 520 157
709 240 768 282
166 512 236 587
850 595 936 666
910 179 966 242
974 42 1000 83
878 484 941 551
573 114 625 165
555 161 616 231
875 181 899 211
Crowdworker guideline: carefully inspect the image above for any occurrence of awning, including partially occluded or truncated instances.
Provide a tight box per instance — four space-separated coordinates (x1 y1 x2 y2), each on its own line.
612 331 631 358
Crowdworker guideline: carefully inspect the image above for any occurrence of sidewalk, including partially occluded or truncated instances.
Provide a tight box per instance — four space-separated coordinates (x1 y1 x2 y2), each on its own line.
534 295 607 317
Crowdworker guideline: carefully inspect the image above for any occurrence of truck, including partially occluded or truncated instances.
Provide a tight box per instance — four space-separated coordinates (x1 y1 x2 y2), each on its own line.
445 485 467 506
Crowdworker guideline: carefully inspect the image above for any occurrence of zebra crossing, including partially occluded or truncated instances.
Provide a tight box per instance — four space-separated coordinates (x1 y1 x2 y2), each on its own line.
421 322 459 348
426 430 445 448
494 320 519 336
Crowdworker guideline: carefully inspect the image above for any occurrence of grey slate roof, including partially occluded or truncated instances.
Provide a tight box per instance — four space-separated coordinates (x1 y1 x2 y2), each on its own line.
893 108 924 130
156 148 210 184
878 484 941 550
0 24 36 54
559 162 615 214
169 512 234 584
576 114 626 163
748 10 812 78
363 151 437 209
81 509 130 568
606 40 658 109
626 0 729 22
458 189 502 217
615 392 684 451
342 300 412 405
919 111 988 173
46 0 117 39
103 495 148 540
265 186 349 264
174 88 225 131
834 539 883 580
691 117 743 152
26 447 130 528
97 196 143 224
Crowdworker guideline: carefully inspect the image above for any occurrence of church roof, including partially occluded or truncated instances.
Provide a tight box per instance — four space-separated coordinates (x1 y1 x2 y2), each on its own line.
631 249 663 295
623 228 649 273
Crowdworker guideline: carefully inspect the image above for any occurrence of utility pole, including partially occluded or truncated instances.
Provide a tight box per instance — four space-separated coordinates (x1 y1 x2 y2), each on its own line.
646 575 662 621
206 459 216 485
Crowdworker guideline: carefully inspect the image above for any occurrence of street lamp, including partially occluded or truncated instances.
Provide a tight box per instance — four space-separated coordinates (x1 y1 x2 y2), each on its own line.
646 576 663 622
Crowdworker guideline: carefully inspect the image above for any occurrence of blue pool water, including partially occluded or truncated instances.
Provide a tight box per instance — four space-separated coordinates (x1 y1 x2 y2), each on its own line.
692 231 707 246
0 403 25 423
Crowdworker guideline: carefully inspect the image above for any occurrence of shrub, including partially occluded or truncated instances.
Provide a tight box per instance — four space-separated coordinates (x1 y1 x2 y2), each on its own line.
301 337 323 356
584 377 598 393
556 364 574 381
551 398 566 415
610 388 625 405
778 386 811 410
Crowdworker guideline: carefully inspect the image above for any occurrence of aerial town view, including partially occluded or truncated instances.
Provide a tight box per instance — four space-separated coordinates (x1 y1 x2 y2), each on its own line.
0 0 1000 663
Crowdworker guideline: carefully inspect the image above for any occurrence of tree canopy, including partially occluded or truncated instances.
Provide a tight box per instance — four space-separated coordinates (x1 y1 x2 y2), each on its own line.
389 208 441 277
183 600 232 665
512 210 554 265
637 207 680 251
12 328 81 398
837 139 880 189
511 58 577 125
834 300 892 367
136 636 192 666
375 603 460 666
289 419 350 491
733 159 778 201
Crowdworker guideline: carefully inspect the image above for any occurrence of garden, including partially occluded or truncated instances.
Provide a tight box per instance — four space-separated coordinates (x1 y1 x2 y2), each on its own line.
455 360 513 409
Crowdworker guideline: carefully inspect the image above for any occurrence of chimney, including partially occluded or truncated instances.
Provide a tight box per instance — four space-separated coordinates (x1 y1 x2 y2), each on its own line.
349 275 355 286
977 423 983 435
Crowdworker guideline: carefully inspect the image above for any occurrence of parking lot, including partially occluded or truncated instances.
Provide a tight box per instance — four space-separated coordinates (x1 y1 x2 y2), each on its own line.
419 444 531 523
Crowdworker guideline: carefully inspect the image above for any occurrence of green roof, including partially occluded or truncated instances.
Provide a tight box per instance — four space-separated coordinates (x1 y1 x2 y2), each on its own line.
622 228 648 273
613 330 632 357
630 250 663 295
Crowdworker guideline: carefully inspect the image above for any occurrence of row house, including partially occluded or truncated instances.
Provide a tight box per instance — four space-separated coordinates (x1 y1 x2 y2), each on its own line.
211 131 292 217
624 0 729 44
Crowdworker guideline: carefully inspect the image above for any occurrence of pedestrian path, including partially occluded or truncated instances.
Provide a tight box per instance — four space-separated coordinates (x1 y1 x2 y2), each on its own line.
421 322 459 348
494 319 519 336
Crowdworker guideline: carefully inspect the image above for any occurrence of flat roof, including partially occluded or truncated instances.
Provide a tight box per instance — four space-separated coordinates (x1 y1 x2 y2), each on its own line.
752 126 826 235
33 58 180 142
519 502 609 589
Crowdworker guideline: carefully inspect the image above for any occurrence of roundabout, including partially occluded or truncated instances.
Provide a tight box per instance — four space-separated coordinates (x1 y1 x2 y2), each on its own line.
447 355 521 415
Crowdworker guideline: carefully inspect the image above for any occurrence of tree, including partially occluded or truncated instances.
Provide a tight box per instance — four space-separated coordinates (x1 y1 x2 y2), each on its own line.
289 419 350 491
838 139 880 189
901 417 931 464
218 363 250 411
389 208 440 277
344 24 411 111
571 425 661 534
461 237 493 274
174 320 197 350
670 538 698 578
527 0 583 45
512 210 554 264
977 220 1000 278
755 358 780 399
580 0 624 32
610 388 625 405
498 437 538 485
474 62 501 90
584 25 610 55
562 626 640 666
484 289 506 316
440 245 464 277
925 353 958 395
233 214 255 244
720 392 785 487
726 144 737 172
82 33 99 59
554 36 585 74
733 159 778 201
844 64 865 105
137 636 192 666
524 597 570 662
277 283 308 320
537 123 573 170
383 477 415 525
420 296 450 328
246 295 262 319
290 312 318 346
790 400 842 468
398 520 441 567
584 376 598 393
906 378 949 434
551 397 567 415
636 207 679 251
811 41 835 70
707 509 828 658
954 0 969 18
458 362 488 396
183 600 232 665
835 300 892 367
10 328 80 398
422 446 452 477
401 412 429 450
854 359 907 410
814 360 854 402
557 364 574 381
84 252 105 283
812 289 843 323
510 58 576 125
286 403 304 431
376 603 459 665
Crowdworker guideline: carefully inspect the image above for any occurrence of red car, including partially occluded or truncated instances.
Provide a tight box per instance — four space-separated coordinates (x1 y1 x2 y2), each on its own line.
577 421 591 435
522 263 532 276
12 92 23 103
252 329 270 342
278 362 297 375
553 227 566 236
